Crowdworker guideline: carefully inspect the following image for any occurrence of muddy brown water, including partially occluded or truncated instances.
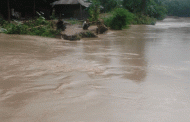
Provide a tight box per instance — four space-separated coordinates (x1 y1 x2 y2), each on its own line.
0 17 190 122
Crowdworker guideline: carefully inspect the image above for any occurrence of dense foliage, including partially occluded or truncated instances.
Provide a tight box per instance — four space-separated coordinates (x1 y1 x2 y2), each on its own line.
1 15 59 37
93 0 167 28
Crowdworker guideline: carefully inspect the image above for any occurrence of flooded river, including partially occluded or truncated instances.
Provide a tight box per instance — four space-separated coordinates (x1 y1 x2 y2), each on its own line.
0 17 190 122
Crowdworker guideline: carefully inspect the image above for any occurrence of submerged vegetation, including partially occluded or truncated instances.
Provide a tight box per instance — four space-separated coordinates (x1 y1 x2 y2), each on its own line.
132 13 156 25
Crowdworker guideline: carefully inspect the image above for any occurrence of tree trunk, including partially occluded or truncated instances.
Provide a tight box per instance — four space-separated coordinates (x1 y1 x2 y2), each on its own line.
80 5 82 20
141 0 147 14
33 0 36 17
7 0 10 23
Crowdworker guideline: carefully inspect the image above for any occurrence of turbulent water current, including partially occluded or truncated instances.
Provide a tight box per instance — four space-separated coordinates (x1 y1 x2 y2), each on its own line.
0 17 190 122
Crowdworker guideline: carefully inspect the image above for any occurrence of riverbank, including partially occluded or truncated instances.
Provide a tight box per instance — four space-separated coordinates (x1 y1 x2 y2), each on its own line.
0 18 104 41
0 9 158 41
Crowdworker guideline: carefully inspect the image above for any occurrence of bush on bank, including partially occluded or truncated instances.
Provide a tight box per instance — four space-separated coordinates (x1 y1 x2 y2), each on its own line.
103 8 134 30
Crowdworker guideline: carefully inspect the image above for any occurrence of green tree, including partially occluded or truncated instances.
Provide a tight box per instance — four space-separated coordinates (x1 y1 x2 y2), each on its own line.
88 0 101 21
99 0 117 12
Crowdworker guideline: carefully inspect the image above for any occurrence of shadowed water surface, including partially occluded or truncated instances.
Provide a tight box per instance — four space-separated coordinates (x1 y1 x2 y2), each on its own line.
0 17 190 122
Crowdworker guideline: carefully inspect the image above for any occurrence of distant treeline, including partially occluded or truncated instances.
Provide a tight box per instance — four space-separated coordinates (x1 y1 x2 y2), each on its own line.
98 0 190 18
163 0 190 17
92 0 167 20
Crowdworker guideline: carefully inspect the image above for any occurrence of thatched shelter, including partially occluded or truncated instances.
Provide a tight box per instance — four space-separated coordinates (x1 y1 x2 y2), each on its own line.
52 0 91 19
